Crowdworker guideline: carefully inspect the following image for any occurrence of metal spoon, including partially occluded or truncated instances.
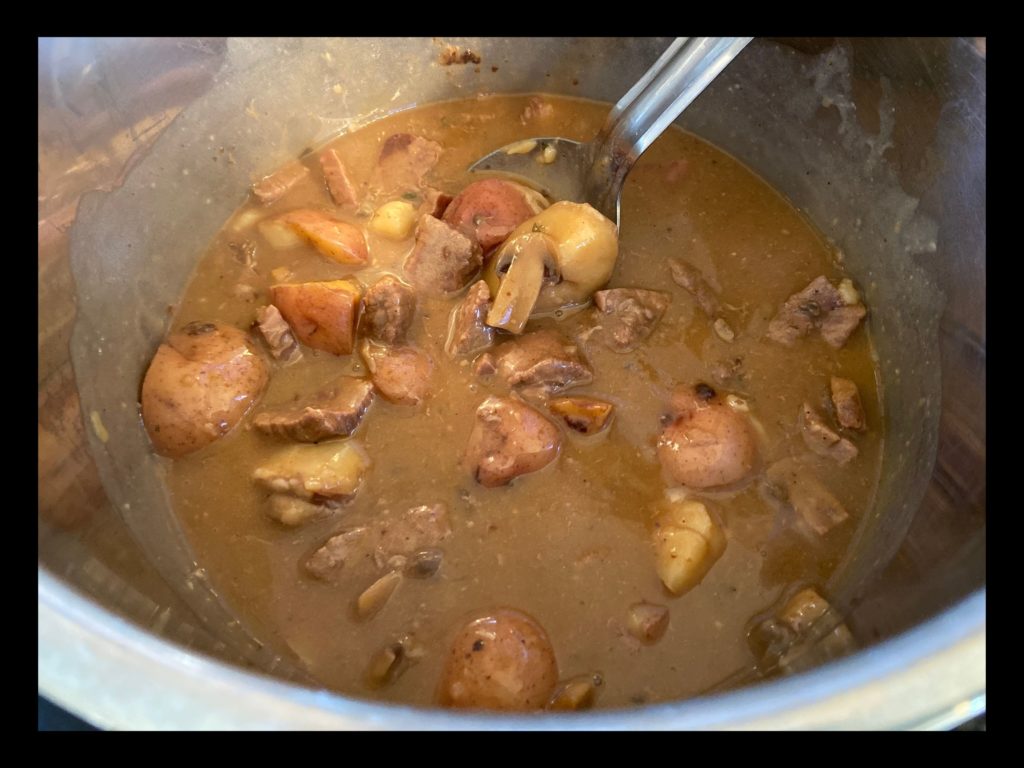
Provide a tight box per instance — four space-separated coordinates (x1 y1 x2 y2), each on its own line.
470 37 753 228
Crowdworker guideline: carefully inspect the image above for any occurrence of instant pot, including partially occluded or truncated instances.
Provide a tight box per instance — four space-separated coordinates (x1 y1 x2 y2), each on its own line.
38 37 985 729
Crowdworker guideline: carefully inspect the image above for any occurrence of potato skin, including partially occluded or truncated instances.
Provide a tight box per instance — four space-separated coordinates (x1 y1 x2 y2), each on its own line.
270 280 361 355
439 609 559 711
464 396 561 487
657 386 757 489
280 209 369 265
141 322 268 458
442 179 545 252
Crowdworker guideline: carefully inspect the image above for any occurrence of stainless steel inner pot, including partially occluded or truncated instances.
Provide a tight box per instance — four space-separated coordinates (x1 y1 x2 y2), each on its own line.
37 37 986 729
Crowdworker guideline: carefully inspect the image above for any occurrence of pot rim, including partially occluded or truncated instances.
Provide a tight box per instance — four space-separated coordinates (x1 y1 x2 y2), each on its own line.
38 566 985 730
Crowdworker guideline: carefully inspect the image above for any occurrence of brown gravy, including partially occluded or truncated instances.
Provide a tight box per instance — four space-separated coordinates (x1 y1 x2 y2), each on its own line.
161 95 882 708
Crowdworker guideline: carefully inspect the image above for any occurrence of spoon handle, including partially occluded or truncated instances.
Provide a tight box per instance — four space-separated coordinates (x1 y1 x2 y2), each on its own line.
585 37 752 220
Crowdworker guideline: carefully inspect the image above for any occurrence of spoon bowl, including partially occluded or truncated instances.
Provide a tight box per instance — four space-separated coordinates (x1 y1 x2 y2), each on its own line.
469 37 753 228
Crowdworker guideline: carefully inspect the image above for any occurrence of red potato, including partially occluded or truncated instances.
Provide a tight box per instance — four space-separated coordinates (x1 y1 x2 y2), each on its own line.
439 609 559 711
442 178 546 252
279 209 368 265
319 148 358 206
657 385 758 489
464 396 561 487
270 280 361 356
141 322 268 458
359 342 434 406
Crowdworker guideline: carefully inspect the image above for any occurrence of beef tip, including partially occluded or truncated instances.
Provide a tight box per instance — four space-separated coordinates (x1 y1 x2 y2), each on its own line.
305 503 452 581
266 494 338 527
446 280 495 357
798 403 858 465
767 276 842 345
520 96 554 123
767 276 866 348
669 259 721 318
669 260 736 341
830 377 866 431
404 215 482 296
488 330 593 395
820 303 867 348
373 504 452 561
371 133 443 196
421 187 453 219
251 161 309 205
473 352 497 378
764 459 850 536
360 275 417 345
319 148 358 206
464 396 562 487
305 526 372 580
255 304 303 364
252 376 375 442
592 288 670 352
360 341 434 406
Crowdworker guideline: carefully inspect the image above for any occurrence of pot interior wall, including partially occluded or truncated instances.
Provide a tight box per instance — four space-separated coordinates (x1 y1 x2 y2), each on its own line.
39 37 985 701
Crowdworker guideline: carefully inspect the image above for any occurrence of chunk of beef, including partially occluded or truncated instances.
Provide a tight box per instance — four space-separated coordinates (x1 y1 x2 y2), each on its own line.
319 148 358 206
305 527 371 580
764 458 850 536
372 504 452 565
488 330 593 395
446 280 495 357
830 376 866 431
767 276 842 345
820 304 867 348
251 161 309 205
360 342 434 406
404 215 482 296
371 133 443 195
669 259 721 317
421 187 453 219
305 503 452 580
252 376 374 442
464 396 562 487
473 353 497 378
520 96 554 123
255 304 303 363
361 275 417 345
767 276 866 348
798 403 858 465
592 288 670 352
